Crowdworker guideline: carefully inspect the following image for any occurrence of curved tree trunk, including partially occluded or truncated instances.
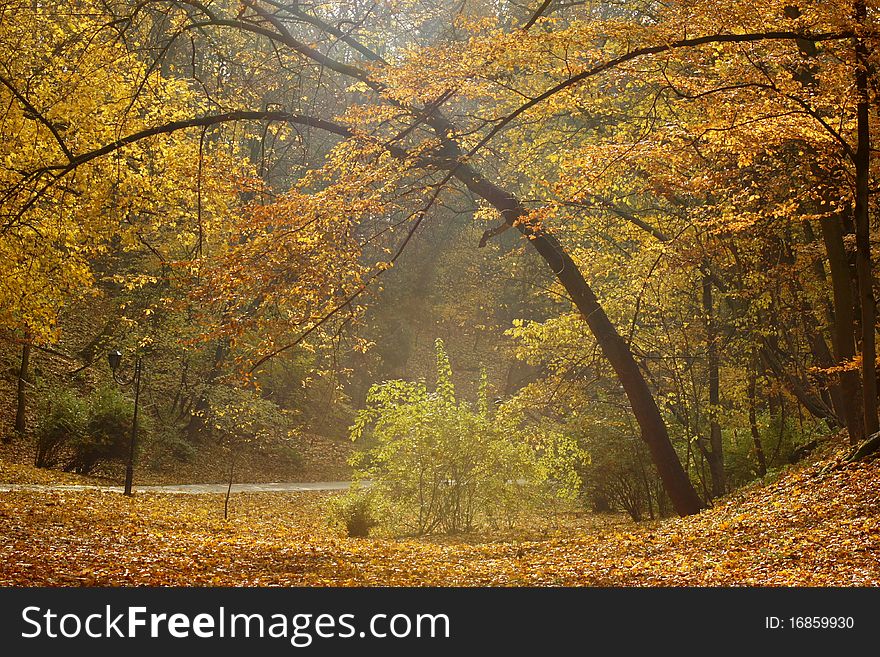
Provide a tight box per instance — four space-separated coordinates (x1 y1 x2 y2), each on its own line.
459 166 704 516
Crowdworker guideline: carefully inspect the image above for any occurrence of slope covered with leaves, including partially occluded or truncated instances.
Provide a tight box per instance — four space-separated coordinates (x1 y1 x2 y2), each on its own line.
0 450 877 586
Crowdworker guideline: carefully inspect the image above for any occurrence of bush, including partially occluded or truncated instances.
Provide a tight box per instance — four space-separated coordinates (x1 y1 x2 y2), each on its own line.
35 385 137 475
328 489 378 538
350 339 587 535
202 385 293 446
35 387 88 468
145 430 197 470
65 385 135 474
579 432 669 522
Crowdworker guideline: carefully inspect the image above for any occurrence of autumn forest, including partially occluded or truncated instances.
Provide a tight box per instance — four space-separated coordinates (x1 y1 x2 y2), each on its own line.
1 0 879 587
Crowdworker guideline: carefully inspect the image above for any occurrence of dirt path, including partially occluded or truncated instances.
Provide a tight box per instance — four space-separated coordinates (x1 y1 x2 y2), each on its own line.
0 481 354 494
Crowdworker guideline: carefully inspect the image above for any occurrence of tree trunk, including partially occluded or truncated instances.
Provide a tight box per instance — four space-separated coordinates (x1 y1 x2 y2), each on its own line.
461 166 703 515
702 275 726 497
224 451 236 521
12 338 31 440
747 356 768 476
789 3 867 441
820 213 865 442
853 3 879 437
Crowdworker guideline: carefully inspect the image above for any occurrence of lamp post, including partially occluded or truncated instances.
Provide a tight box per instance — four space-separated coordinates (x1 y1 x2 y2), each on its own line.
108 349 142 497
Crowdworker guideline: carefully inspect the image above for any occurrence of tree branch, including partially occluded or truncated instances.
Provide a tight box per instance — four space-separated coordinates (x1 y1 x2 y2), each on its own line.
463 30 854 175
523 0 554 30
5 111 351 228
0 71 73 161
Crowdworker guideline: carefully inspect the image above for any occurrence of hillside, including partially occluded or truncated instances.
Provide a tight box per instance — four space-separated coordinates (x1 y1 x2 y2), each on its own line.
0 448 876 586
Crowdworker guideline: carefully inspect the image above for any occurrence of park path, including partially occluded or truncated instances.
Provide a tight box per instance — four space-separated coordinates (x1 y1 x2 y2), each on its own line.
0 481 354 494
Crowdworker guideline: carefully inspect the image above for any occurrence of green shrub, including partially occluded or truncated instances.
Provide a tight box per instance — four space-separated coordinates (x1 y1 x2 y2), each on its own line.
36 385 139 475
328 489 378 538
35 387 88 468
146 430 197 470
202 385 293 446
350 339 587 535
65 385 135 474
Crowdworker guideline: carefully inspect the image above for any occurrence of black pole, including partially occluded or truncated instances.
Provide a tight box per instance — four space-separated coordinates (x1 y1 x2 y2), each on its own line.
123 357 141 497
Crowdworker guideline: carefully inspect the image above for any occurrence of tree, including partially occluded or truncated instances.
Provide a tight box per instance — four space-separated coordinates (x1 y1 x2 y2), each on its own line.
5 0 880 519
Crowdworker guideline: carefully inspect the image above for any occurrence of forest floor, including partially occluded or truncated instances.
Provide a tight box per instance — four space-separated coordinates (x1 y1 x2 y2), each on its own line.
0 447 878 586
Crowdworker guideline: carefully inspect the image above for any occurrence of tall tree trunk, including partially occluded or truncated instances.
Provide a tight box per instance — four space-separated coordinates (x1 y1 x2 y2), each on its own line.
820 214 865 442
702 276 726 497
788 5 867 439
747 355 768 476
224 450 237 521
12 338 31 440
853 2 879 437
463 167 704 515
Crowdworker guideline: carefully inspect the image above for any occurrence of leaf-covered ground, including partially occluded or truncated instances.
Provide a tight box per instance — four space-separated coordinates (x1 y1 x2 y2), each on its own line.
1 455 878 586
